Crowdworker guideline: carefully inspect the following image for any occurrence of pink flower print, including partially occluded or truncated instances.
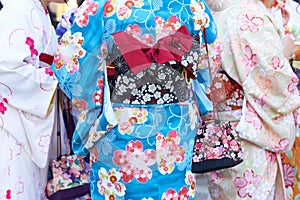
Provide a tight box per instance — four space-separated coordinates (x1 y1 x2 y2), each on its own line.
283 163 295 188
6 189 11 199
185 171 196 198
75 0 98 27
272 138 289 153
210 170 224 182
245 102 262 130
265 150 277 163
0 102 7 115
243 45 258 76
112 140 156 183
125 24 154 46
234 169 262 198
240 14 264 32
15 178 24 194
270 56 282 70
25 37 38 59
72 98 87 111
162 187 189 200
155 16 181 40
45 67 54 76
90 146 99 162
288 76 299 94
162 189 178 200
157 131 185 175
98 167 126 198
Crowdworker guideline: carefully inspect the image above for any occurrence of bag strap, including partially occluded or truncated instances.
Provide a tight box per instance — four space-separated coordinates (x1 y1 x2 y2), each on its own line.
56 89 62 157
203 30 220 123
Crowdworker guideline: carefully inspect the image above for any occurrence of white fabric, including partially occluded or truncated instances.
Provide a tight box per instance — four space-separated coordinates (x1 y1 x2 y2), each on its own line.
0 0 65 199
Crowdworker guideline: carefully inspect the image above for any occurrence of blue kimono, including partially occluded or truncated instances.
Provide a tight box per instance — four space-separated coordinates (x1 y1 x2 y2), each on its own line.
52 0 218 199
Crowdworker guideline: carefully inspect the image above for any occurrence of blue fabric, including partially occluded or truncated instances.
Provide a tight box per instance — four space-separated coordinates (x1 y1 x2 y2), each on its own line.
52 0 218 199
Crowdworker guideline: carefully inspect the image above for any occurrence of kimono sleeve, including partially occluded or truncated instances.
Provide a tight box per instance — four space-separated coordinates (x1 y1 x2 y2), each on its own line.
0 3 57 118
229 12 300 153
52 0 117 156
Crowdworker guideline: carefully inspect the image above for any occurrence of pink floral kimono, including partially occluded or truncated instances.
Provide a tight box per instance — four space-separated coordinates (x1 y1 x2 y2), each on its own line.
204 0 300 199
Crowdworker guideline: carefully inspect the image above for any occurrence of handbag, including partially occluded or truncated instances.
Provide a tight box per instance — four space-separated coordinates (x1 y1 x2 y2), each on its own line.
46 90 91 200
191 31 243 174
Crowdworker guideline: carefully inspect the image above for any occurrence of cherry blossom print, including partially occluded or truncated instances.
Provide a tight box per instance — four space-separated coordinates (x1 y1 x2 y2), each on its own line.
265 150 277 163
190 0 210 31
156 131 185 175
25 37 38 59
185 171 196 198
53 32 86 73
271 138 290 153
45 67 54 77
242 45 258 76
72 98 87 111
75 0 98 27
0 102 7 115
288 76 299 94
125 24 154 46
114 107 148 135
98 167 126 199
155 16 181 40
112 140 156 183
6 189 11 199
282 163 294 188
233 169 262 198
85 125 106 149
104 0 144 20
269 56 282 70
90 146 99 162
38 135 51 154
210 170 224 183
244 102 262 130
239 14 264 32
15 178 24 195
93 78 104 106
162 187 189 200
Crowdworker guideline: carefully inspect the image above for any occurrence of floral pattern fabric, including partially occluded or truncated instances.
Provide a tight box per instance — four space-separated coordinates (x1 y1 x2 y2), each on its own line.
204 0 300 199
0 0 61 199
52 0 220 199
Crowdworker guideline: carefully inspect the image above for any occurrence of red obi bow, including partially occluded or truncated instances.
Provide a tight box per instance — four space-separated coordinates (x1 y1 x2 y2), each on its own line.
112 25 193 75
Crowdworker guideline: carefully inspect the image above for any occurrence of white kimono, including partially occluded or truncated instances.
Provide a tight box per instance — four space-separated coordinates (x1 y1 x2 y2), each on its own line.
0 0 61 199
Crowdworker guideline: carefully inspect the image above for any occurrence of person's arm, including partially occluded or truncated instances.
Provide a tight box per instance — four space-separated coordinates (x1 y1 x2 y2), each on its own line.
226 10 300 153
0 2 57 118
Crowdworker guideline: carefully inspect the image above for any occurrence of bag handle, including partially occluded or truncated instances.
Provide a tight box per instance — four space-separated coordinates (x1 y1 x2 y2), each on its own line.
203 30 221 123
56 89 62 157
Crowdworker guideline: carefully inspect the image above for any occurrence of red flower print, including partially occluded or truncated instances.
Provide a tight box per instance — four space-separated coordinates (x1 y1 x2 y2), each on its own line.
72 98 87 111
283 163 295 188
240 14 264 32
25 37 38 58
6 189 11 199
0 102 7 115
112 140 156 183
243 45 258 76
75 0 98 27
45 67 54 76
234 169 262 198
